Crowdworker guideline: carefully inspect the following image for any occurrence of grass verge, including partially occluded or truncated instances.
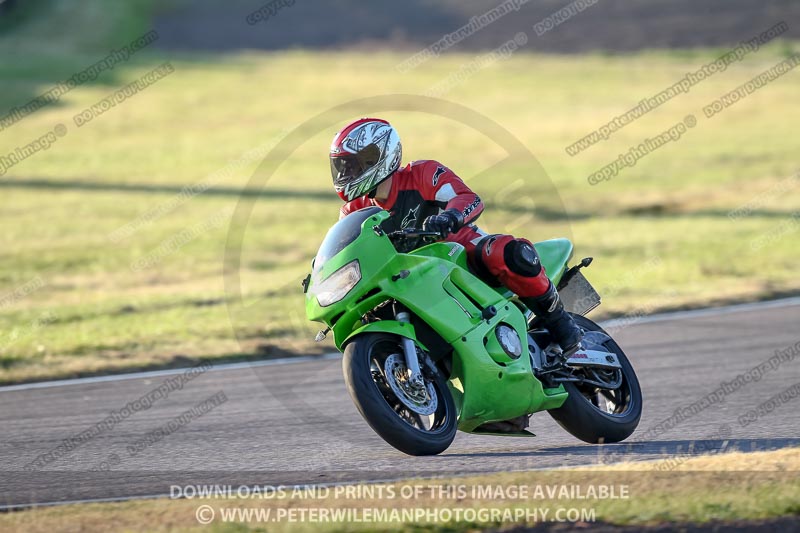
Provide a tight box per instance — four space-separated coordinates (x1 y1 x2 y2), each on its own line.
1 448 798 532
1 5 799 383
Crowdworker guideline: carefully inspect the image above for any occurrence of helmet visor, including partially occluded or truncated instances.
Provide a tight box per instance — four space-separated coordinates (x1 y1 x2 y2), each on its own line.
330 143 381 188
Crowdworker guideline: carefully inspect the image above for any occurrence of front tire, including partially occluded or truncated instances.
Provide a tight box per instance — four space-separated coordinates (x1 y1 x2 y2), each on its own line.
343 333 457 456
547 315 642 444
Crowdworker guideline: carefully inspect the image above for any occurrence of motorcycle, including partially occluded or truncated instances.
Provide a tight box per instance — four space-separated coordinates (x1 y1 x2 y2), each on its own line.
303 206 642 456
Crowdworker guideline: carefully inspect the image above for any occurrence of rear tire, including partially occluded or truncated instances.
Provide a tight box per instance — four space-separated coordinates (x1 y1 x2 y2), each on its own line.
547 315 642 444
343 333 457 456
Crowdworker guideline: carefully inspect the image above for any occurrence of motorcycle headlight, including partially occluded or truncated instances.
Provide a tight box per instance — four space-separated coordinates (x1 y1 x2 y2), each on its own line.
312 260 361 307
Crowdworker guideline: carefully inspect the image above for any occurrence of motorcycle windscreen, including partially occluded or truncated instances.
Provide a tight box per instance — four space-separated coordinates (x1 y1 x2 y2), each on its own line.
314 206 383 275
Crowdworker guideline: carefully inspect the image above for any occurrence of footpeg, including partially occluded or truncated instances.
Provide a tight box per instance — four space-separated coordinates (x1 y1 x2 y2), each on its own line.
542 343 576 370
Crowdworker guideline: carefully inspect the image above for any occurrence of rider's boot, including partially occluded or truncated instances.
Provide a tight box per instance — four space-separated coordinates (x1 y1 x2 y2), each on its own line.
522 281 582 359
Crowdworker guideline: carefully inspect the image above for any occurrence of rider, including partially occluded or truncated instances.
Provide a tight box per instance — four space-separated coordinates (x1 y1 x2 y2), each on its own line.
330 118 582 356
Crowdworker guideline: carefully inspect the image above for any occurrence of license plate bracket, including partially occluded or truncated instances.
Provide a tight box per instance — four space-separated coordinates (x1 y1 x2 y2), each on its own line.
559 270 601 316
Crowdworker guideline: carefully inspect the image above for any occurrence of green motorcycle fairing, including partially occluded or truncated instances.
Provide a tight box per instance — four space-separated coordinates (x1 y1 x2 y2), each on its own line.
305 207 570 432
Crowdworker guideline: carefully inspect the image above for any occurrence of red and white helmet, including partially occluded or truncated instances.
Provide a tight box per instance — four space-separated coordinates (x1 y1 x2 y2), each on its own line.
330 118 402 201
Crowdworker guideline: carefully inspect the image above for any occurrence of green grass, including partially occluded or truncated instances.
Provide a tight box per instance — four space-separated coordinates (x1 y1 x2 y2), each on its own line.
1 8 799 382
0 0 158 54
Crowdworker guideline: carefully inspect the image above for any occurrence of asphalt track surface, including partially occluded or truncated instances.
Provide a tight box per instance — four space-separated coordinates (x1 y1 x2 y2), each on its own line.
1 299 799 509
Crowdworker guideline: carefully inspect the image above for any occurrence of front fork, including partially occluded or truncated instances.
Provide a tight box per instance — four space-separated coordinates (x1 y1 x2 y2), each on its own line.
395 311 425 387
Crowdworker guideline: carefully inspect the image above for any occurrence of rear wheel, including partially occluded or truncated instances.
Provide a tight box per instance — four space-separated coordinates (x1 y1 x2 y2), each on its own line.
342 333 457 456
547 315 642 443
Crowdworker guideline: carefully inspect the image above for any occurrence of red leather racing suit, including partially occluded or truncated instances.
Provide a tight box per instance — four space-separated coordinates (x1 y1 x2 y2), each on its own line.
340 160 551 298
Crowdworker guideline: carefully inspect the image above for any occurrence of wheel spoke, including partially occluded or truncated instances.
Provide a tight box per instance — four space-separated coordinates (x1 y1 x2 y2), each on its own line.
575 372 625 414
367 341 448 433
599 388 616 403
409 410 426 429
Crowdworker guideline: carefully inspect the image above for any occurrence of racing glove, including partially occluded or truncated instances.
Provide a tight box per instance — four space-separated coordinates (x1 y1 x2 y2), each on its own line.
423 209 463 238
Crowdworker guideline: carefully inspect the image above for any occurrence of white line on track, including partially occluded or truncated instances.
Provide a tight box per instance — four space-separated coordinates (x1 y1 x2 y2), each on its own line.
1 296 798 394
600 295 800 328
0 353 343 393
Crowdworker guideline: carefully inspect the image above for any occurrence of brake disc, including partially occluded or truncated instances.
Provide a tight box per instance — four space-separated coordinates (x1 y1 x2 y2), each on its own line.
384 354 438 416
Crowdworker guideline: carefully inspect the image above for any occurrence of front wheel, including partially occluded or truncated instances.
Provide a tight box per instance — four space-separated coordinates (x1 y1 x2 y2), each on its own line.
547 315 642 444
342 333 457 456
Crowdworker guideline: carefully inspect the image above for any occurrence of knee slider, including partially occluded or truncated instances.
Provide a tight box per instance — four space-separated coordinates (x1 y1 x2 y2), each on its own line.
504 239 542 278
